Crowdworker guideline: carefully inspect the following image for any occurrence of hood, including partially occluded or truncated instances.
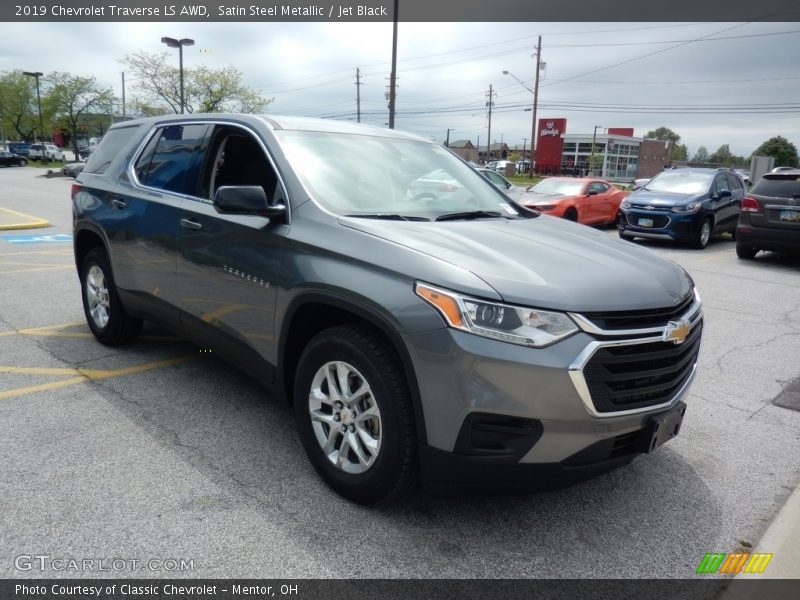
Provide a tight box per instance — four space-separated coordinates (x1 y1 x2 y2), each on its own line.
518 192 567 205
628 188 702 207
339 215 693 312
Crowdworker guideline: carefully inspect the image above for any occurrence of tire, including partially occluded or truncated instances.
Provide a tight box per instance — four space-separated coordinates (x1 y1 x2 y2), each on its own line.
736 243 758 259
80 247 142 345
293 324 417 504
563 208 578 222
692 217 713 249
19 159 27 167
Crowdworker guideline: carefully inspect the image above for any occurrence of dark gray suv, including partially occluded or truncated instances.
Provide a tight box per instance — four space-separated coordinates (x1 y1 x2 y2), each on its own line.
72 115 702 503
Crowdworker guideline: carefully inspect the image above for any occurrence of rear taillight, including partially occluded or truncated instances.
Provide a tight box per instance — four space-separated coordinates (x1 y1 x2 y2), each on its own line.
71 182 81 198
741 197 761 212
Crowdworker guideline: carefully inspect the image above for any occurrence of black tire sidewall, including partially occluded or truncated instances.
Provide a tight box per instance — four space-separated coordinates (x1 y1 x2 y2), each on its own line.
80 248 139 345
293 326 414 503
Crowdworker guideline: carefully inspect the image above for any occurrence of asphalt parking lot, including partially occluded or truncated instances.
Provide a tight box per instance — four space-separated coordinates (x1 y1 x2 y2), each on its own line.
1 166 799 579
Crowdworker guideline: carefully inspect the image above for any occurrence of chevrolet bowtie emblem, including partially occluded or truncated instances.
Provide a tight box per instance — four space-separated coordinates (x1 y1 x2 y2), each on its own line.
663 320 691 344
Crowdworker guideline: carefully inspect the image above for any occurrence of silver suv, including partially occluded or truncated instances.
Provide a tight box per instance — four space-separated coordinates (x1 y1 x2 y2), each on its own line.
72 114 702 503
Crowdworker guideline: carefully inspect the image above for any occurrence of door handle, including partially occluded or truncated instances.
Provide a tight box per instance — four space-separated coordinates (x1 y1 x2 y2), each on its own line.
180 218 203 230
111 198 127 209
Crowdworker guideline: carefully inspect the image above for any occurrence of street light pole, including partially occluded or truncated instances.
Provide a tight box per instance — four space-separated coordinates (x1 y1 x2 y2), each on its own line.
161 37 195 114
445 128 453 147
23 71 44 142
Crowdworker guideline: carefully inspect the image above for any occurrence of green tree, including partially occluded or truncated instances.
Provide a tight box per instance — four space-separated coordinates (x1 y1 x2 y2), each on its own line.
692 146 710 163
646 127 687 161
45 72 115 160
646 127 681 144
0 70 40 141
751 136 799 168
672 144 688 161
121 51 271 114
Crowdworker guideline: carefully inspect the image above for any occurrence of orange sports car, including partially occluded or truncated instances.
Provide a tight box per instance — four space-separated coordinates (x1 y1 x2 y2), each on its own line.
519 177 628 226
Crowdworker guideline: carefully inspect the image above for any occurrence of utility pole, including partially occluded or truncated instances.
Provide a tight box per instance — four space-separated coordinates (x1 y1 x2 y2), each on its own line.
522 138 528 172
530 35 542 179
388 0 399 128
23 71 44 142
445 128 453 147
355 68 362 123
121 72 126 118
486 84 495 161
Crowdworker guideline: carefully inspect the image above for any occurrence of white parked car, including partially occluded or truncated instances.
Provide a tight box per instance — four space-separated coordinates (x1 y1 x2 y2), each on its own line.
28 143 65 162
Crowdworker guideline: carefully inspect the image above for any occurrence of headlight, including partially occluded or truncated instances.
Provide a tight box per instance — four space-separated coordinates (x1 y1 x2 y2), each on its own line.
621 199 631 209
671 202 702 214
415 283 578 347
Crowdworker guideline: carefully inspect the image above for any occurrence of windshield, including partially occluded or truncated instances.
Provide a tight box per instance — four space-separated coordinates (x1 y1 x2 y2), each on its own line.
276 130 521 218
646 171 713 194
531 179 583 195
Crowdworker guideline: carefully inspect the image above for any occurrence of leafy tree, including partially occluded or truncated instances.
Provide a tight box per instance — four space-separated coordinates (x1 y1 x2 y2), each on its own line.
121 51 271 114
0 70 40 141
646 127 681 144
44 72 115 160
646 127 687 161
672 144 688 161
751 136 799 168
692 146 709 163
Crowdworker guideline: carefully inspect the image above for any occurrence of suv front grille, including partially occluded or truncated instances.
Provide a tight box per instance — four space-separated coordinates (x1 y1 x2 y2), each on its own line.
581 294 694 331
626 212 670 228
582 320 702 413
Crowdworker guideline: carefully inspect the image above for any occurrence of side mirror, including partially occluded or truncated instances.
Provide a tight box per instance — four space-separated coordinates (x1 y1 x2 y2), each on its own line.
214 185 286 218
586 190 598 196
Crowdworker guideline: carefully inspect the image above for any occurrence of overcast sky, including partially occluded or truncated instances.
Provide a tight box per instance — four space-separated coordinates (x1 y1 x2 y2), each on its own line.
1 20 798 157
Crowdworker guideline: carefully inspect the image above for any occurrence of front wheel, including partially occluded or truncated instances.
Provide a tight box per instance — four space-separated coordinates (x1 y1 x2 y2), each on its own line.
19 159 27 167
563 208 578 222
293 324 417 504
80 248 142 345
692 217 712 249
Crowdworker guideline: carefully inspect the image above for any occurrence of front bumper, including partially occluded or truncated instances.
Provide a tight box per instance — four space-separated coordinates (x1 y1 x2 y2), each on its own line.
405 299 702 487
619 208 702 242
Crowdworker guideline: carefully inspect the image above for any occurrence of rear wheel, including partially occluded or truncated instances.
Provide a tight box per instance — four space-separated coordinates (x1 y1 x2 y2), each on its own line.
293 324 417 504
80 247 142 345
736 243 758 259
19 159 27 167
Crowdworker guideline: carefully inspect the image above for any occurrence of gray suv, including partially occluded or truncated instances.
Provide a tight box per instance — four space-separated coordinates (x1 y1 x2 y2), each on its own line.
72 115 702 503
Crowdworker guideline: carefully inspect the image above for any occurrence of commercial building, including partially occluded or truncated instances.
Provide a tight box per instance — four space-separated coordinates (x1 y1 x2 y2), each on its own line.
534 119 673 182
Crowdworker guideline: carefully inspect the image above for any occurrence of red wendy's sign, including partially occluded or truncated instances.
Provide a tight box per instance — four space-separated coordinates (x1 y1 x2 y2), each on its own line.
535 118 566 172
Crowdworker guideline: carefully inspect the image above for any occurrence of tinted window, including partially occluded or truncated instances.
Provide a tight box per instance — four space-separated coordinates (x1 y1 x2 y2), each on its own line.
751 175 800 198
200 126 279 204
84 125 141 175
726 173 742 191
135 124 209 194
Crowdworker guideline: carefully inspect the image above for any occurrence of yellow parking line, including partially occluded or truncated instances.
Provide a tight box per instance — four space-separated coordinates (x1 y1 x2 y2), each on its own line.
0 207 50 230
0 356 196 400
697 251 732 263
0 265 74 274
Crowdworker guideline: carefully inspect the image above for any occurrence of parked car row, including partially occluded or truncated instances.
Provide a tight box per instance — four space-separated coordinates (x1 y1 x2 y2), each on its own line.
0 150 28 167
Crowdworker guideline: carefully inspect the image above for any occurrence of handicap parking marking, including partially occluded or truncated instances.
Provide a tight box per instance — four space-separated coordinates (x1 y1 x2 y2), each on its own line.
0 233 73 244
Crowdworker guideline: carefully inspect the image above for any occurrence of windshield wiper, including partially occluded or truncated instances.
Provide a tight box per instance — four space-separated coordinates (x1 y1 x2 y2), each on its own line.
345 213 430 221
435 210 506 222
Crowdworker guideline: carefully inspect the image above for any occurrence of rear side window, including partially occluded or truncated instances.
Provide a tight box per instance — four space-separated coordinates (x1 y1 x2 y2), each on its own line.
84 125 141 175
752 175 800 198
134 124 209 194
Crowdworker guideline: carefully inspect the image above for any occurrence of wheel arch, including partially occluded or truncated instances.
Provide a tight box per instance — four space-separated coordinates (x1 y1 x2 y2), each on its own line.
278 291 427 444
73 223 110 273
